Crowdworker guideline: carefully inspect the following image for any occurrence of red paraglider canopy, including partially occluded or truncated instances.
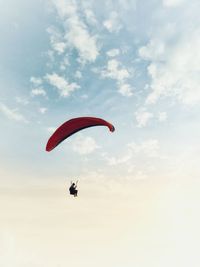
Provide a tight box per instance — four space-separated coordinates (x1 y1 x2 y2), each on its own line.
46 117 115 152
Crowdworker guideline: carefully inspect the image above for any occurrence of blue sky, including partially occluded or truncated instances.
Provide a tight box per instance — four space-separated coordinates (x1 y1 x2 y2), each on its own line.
1 0 200 266
1 0 200 182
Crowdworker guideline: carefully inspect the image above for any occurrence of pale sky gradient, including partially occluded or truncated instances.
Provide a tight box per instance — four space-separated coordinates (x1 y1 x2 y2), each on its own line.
1 0 200 266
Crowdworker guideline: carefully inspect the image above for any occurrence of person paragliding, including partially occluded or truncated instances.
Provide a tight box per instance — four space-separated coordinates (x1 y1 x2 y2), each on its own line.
69 181 78 197
46 117 115 197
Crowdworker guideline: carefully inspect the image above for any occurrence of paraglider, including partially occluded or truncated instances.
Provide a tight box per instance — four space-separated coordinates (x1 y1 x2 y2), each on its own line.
46 116 115 152
46 116 115 197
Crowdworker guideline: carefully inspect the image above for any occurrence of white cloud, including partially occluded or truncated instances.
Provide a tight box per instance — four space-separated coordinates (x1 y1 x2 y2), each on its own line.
0 103 28 123
54 42 66 54
163 0 185 7
82 4 97 25
52 0 99 63
46 73 80 97
106 48 120 57
31 88 46 97
128 139 160 158
85 10 97 25
101 59 130 81
103 11 122 33
39 107 47 114
52 0 77 18
135 108 153 127
67 21 99 63
145 33 200 105
118 83 133 97
47 26 66 55
139 12 200 106
101 59 133 97
72 135 99 155
104 138 160 170
139 39 165 61
30 76 42 86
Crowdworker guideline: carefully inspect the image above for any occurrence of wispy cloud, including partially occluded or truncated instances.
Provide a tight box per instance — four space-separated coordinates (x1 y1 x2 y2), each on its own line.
30 76 43 86
81 1 97 26
118 83 133 97
106 150 132 166
135 108 153 127
139 39 165 62
101 59 130 81
52 0 99 63
106 48 120 57
139 2 200 106
0 103 28 123
101 59 133 97
163 0 185 7
128 139 160 158
72 135 100 155
38 107 47 114
103 11 122 33
30 76 46 97
46 73 80 97
31 88 46 97
104 138 160 170
47 26 66 55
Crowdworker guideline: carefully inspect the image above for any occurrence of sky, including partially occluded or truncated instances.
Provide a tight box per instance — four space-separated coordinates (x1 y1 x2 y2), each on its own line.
0 0 200 266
